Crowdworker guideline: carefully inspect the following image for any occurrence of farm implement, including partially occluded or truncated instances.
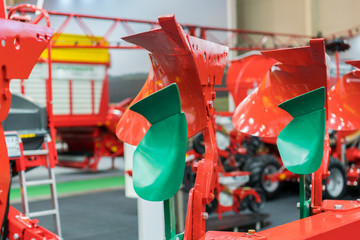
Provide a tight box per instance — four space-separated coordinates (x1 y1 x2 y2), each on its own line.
0 3 60 239
117 14 360 240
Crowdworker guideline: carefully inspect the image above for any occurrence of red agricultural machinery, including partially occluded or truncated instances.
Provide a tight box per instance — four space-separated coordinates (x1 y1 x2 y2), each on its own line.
117 15 360 240
327 60 360 194
5 5 134 171
0 3 60 239
220 53 360 201
186 145 264 220
3 2 360 240
3 4 321 172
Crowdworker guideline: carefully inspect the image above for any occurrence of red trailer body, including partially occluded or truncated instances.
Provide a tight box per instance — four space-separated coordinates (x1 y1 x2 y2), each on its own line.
9 33 131 171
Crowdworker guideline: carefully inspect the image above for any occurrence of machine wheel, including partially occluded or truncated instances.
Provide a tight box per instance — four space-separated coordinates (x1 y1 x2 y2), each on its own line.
324 157 346 199
244 155 281 200
193 133 205 155
248 188 266 213
305 157 347 200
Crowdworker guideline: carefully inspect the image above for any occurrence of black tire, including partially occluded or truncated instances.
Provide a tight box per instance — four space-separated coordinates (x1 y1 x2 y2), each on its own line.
235 154 252 171
305 157 346 200
244 154 281 200
243 158 262 186
324 157 346 199
248 188 266 213
193 133 205 155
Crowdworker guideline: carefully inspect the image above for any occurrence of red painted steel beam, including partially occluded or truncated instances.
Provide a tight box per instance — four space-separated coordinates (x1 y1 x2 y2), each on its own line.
325 25 360 40
7 206 58 240
7 6 314 51
202 200 360 239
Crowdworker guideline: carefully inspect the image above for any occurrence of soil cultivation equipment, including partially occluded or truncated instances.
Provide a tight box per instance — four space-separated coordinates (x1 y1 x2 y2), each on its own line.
326 60 360 196
6 5 320 172
240 60 360 201
117 17 360 239
225 50 350 200
117 14 228 239
226 52 277 106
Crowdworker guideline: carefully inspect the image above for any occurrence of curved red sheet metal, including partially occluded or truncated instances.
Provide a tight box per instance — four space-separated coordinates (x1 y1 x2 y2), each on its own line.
105 98 132 134
232 39 328 138
0 19 53 121
226 53 277 106
116 15 228 145
0 19 52 79
328 60 360 131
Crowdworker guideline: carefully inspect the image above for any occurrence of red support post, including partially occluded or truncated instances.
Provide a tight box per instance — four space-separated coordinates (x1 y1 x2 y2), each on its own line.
20 79 25 94
0 0 6 19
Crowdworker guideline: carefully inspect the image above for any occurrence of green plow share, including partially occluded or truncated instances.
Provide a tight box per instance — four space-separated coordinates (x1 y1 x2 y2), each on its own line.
277 87 326 219
130 83 187 240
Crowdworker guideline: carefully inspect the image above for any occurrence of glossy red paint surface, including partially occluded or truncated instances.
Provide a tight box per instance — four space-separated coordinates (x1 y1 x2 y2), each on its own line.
328 60 360 131
321 199 360 211
202 204 360 240
117 15 228 146
106 98 133 134
232 39 328 138
201 231 266 240
226 54 277 106
0 17 53 233
0 19 53 121
7 206 58 240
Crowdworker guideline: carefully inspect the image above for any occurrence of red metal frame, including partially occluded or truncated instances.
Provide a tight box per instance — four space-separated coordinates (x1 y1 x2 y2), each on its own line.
0 4 58 239
7 5 124 171
186 148 262 220
114 15 228 239
325 24 360 40
14 140 56 172
15 5 358 172
7 206 58 240
8 4 59 169
7 7 314 51
7 4 360 239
